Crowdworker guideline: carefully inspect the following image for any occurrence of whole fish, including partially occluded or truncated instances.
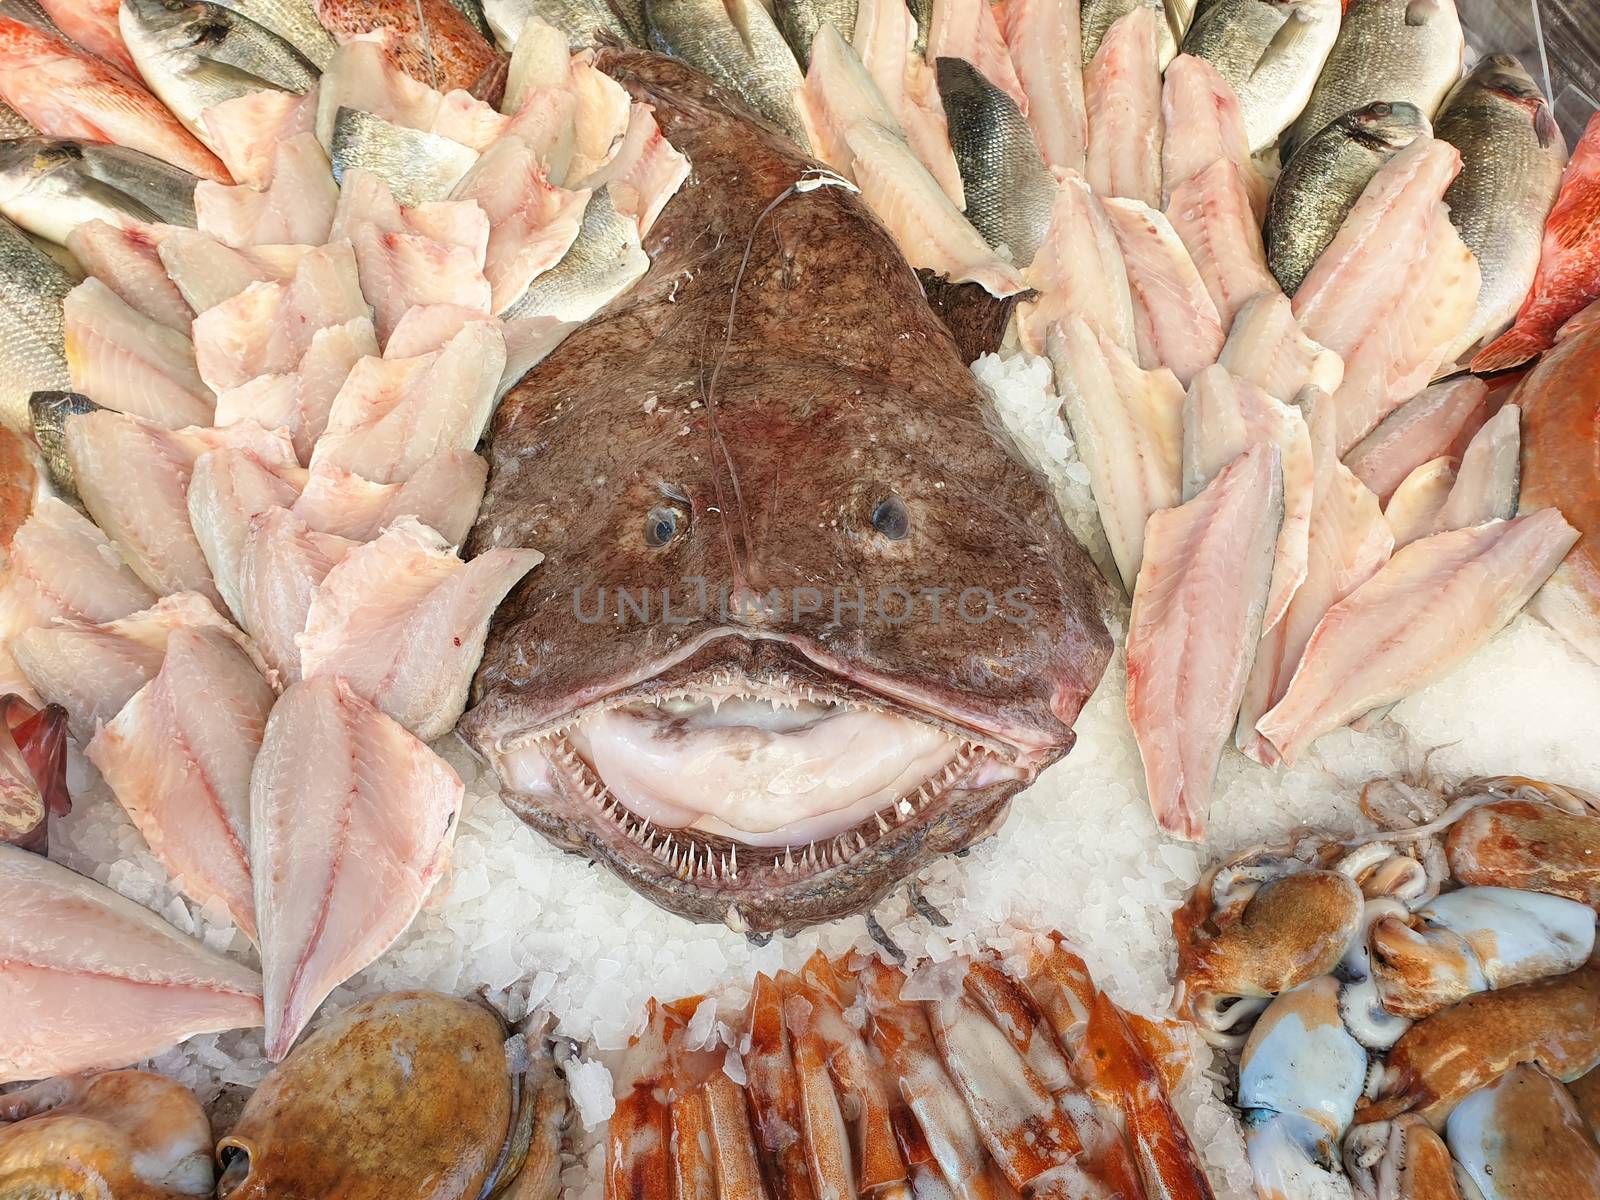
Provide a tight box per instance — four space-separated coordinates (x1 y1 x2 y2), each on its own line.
329 106 480 204
1435 55 1567 363
485 0 634 51
1179 0 1340 153
1281 0 1463 166
937 56 1054 266
0 139 198 245
1265 101 1431 296
1081 0 1190 68
211 0 337 69
463 49 1111 933
313 0 501 93
35 0 139 75
908 0 931 54
0 213 71 433
120 0 319 142
1473 112 1600 372
444 0 495 41
646 0 811 151
775 0 857 67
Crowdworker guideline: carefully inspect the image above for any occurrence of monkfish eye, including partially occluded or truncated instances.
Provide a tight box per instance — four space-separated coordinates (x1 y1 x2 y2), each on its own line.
871 495 910 541
645 505 683 548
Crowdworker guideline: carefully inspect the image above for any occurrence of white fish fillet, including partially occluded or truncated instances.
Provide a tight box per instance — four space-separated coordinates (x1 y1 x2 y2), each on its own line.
1127 442 1283 841
1257 508 1579 764
1384 456 1457 548
252 674 463 1060
310 321 506 484
1084 7 1162 208
996 0 1086 176
157 231 312 314
1102 197 1223 387
800 23 904 181
1160 55 1268 219
1236 392 1391 765
501 15 568 117
188 447 306 623
292 451 488 546
1015 172 1134 356
237 508 354 685
501 313 577 395
299 519 541 740
1217 291 1344 403
0 842 263 1083
65 220 193 333
853 0 963 205
1183 364 1313 630
842 120 1023 297
510 57 630 186
1047 316 1182 594
384 304 492 358
1164 158 1279 331
86 627 275 944
64 278 214 429
200 88 318 190
926 0 1027 113
578 102 690 239
196 132 337 250
1433 402 1520 533
315 42 508 152
1342 376 1491 505
1292 137 1481 454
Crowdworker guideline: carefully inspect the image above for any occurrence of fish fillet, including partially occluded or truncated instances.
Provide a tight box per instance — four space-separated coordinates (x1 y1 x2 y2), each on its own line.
64 278 213 429
1432 402 1520 534
292 451 488 546
1164 158 1278 331
1160 55 1267 219
1217 291 1344 404
995 0 1086 176
800 23 902 177
0 842 263 1082
1237 392 1391 764
1384 456 1457 548
156 231 312 314
1183 365 1313 630
236 507 354 685
510 56 630 185
1127 442 1283 840
86 627 275 944
199 88 318 191
315 41 508 152
1293 137 1482 453
64 220 192 334
925 0 1026 113
1256 508 1579 764
194 131 339 248
1084 7 1161 207
310 321 505 484
1015 172 1134 356
383 304 491 358
252 674 463 1060
1102 198 1223 387
579 102 691 239
1047 316 1182 595
299 519 541 740
852 0 963 204
188 447 306 623
1343 376 1491 505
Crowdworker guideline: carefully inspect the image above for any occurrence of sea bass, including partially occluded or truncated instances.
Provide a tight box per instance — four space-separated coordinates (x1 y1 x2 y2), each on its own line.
0 138 200 246
0 212 71 431
462 49 1112 933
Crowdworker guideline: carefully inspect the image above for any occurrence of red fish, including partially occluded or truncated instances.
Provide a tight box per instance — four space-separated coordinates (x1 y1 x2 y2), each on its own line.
35 0 138 76
1473 111 1600 372
314 0 501 96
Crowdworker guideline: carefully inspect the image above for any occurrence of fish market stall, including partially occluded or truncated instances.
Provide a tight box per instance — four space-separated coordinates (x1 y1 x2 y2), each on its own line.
1 1 1600 1199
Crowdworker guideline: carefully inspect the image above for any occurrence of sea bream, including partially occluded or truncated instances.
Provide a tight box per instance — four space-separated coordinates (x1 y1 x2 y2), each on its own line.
462 49 1112 933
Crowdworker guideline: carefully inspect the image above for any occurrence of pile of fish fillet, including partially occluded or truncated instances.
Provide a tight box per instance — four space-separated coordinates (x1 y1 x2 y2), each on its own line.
0 0 694 1081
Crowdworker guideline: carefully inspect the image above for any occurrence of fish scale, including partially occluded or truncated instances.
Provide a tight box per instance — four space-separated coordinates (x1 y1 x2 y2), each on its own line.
0 212 71 433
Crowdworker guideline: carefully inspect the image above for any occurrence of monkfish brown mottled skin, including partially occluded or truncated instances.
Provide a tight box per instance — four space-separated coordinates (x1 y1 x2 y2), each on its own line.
463 49 1111 934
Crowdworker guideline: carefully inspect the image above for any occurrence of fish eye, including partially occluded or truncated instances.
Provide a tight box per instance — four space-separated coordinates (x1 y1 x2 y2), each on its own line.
645 505 682 548
871 495 910 541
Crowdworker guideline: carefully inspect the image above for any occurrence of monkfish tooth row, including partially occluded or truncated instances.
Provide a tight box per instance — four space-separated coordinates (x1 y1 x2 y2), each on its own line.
1175 774 1600 1199
609 935 1215 1200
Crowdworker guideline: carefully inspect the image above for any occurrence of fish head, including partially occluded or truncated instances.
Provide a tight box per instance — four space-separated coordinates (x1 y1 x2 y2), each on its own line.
1343 100 1431 152
119 0 233 62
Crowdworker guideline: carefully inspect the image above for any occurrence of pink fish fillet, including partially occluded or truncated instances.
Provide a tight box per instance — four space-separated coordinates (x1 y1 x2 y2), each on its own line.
65 410 296 606
514 56 630 185
11 591 262 741
501 85 580 185
315 41 508 151
1216 291 1344 404
35 0 138 77
1292 136 1481 454
1047 316 1183 594
383 304 492 358
995 0 1086 176
310 321 505 484
199 88 318 190
1431 402 1521 533
799 23 904 182
578 102 690 239
86 627 275 944
1015 172 1135 357
156 231 312 314
926 0 1026 113
1102 197 1224 387
194 132 338 248
64 278 214 429
65 220 193 333
1127 442 1283 841
1183 365 1313 631
299 519 541 740
1383 457 1456 548
1342 376 1491 505
252 674 463 1060
1236 392 1391 765
236 508 355 686
852 0 963 205
188 447 306 623
1257 508 1579 764
1160 55 1268 220
1164 158 1279 331
0 842 262 1082
292 452 488 546
1084 7 1161 208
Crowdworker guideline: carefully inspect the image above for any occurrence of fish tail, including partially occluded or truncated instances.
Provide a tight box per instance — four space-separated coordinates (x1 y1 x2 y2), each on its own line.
1471 326 1547 373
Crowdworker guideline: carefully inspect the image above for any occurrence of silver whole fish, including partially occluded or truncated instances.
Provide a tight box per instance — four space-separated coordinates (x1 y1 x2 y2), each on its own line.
329 108 480 205
1264 100 1431 295
210 0 338 69
0 139 199 246
774 0 857 68
29 389 99 496
503 187 647 322
484 0 633 50
0 213 71 434
936 56 1055 267
1434 54 1567 362
646 0 811 150
1180 0 1342 152
1280 0 1464 165
120 0 320 137
1082 0 1189 67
